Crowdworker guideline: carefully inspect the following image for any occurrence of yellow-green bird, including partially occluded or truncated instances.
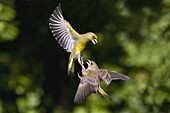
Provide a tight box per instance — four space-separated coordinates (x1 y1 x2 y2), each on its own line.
74 60 130 103
49 4 98 75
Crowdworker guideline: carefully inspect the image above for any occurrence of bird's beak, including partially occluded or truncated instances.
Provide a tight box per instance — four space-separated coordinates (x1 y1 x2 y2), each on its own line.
92 39 98 45
87 60 91 66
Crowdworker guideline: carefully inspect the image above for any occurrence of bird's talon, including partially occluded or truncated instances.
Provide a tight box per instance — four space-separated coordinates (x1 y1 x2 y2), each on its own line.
77 73 82 79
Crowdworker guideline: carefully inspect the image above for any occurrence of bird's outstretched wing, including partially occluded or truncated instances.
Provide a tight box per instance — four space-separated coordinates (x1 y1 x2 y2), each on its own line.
49 4 79 52
100 69 130 85
74 76 98 103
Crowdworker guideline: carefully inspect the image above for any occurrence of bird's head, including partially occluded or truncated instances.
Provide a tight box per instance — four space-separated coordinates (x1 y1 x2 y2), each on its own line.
86 60 98 71
87 60 96 66
86 32 98 45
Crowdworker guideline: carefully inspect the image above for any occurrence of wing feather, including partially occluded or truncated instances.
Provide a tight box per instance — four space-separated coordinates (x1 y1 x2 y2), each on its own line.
74 77 98 103
49 4 77 52
100 69 130 85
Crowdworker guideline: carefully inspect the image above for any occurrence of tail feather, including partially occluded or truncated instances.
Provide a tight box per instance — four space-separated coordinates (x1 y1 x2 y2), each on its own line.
68 54 75 76
99 87 113 101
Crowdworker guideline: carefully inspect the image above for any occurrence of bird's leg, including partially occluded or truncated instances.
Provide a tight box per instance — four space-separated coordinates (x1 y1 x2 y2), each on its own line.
77 73 82 81
80 55 84 65
80 61 85 70
78 59 85 69
77 53 85 69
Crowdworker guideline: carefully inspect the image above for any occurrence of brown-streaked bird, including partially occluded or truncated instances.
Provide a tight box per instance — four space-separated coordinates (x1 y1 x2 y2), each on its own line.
49 4 98 75
74 60 130 103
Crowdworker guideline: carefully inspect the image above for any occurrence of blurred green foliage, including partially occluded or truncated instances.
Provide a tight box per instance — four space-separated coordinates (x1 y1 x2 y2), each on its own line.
0 2 18 41
0 0 170 113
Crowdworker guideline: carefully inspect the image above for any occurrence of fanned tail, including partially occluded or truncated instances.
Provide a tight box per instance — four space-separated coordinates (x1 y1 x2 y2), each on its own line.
98 86 113 101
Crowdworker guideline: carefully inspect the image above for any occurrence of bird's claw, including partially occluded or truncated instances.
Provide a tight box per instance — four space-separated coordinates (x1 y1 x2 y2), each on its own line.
77 73 82 80
81 64 85 69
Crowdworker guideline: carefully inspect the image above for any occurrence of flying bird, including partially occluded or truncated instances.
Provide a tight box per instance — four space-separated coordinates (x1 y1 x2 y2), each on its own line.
74 60 130 103
49 4 98 75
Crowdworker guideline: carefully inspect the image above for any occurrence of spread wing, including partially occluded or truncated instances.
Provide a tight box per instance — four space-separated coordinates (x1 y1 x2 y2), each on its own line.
100 69 130 85
49 4 78 52
74 76 99 103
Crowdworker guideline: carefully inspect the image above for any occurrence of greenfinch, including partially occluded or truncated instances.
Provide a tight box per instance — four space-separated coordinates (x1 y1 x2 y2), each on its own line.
49 4 98 75
74 60 130 103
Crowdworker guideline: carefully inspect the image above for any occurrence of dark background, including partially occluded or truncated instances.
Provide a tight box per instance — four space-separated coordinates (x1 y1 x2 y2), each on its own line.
0 0 170 113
